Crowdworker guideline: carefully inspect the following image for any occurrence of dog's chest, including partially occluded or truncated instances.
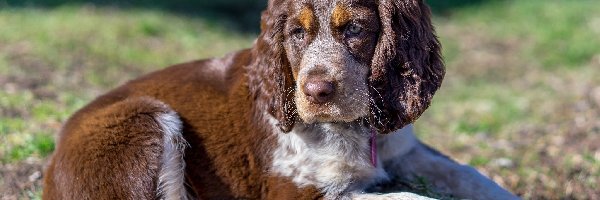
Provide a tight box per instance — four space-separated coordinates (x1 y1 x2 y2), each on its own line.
270 123 387 195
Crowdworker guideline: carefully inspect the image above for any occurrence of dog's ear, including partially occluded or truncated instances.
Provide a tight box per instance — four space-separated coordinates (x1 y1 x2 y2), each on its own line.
369 0 445 133
250 0 297 132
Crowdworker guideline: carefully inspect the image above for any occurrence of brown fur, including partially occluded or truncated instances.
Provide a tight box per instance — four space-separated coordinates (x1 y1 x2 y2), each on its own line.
299 6 316 32
369 0 444 133
44 97 168 199
44 51 322 199
331 4 350 28
43 0 444 199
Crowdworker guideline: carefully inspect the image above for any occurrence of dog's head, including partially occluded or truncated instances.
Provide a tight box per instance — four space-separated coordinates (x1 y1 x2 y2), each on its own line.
252 0 444 133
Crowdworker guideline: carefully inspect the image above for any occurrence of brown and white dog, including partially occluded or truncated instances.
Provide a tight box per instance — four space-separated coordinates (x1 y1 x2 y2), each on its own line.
43 0 519 199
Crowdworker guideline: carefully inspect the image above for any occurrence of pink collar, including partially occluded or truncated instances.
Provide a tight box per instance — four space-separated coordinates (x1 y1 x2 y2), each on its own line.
370 129 377 167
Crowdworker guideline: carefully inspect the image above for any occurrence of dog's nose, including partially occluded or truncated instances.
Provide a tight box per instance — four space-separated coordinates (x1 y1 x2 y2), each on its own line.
303 80 335 104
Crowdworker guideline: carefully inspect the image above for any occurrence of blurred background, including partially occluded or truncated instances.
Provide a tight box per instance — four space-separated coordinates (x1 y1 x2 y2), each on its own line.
0 0 598 199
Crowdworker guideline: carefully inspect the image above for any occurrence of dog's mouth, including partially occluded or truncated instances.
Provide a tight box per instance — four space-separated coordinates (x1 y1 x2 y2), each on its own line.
296 99 370 124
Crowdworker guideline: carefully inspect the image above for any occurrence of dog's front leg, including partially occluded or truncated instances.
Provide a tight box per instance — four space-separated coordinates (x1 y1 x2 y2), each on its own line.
378 125 519 200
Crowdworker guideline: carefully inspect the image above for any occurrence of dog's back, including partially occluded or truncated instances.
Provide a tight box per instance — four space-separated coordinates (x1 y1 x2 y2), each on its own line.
42 50 302 199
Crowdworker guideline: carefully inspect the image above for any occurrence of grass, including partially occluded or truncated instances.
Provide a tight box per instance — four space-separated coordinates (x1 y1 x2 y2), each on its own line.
0 5 255 198
416 0 600 199
1 0 599 199
445 0 600 69
0 5 254 164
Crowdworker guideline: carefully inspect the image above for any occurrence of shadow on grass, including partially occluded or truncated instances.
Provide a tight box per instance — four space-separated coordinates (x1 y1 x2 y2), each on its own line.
1 0 495 33
1 0 267 32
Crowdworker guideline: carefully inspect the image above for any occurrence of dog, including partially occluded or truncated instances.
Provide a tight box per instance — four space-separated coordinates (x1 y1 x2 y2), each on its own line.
43 0 519 199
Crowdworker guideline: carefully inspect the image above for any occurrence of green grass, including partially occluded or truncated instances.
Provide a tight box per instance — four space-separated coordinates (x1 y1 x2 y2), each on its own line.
5 132 54 162
442 0 600 69
417 0 600 198
0 5 253 161
0 5 255 159
1 1 599 199
0 5 255 198
0 6 254 85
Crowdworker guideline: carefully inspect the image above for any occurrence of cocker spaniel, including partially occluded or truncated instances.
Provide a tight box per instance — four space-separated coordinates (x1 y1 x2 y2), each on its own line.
43 0 518 199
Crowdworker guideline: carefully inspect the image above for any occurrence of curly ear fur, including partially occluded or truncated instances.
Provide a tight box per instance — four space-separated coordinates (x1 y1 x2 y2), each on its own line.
250 0 297 132
370 0 445 133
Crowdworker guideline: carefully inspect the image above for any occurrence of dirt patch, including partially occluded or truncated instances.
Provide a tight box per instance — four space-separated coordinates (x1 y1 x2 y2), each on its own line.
0 158 46 200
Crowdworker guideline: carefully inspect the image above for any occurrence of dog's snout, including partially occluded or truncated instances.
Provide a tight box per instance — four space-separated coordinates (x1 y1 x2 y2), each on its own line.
303 80 335 104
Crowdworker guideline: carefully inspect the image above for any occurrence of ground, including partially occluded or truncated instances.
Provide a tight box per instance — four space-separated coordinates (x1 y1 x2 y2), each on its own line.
1 1 599 199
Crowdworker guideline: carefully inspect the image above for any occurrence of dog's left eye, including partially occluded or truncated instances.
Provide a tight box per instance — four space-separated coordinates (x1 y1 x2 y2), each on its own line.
345 23 363 37
292 28 306 40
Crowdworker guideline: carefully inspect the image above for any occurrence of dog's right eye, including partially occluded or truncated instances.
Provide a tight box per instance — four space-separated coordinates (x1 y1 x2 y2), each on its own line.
292 28 306 40
344 23 363 37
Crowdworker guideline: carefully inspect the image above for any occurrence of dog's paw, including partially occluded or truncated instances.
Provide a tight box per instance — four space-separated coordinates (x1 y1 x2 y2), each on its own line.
350 192 436 200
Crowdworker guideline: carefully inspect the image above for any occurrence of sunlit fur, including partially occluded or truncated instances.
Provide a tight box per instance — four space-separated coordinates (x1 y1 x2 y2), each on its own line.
43 0 517 199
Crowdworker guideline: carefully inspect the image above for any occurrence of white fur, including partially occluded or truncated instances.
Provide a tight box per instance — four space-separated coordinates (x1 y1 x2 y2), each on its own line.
269 113 518 199
155 111 190 200
269 116 388 198
205 52 235 79
351 192 436 200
